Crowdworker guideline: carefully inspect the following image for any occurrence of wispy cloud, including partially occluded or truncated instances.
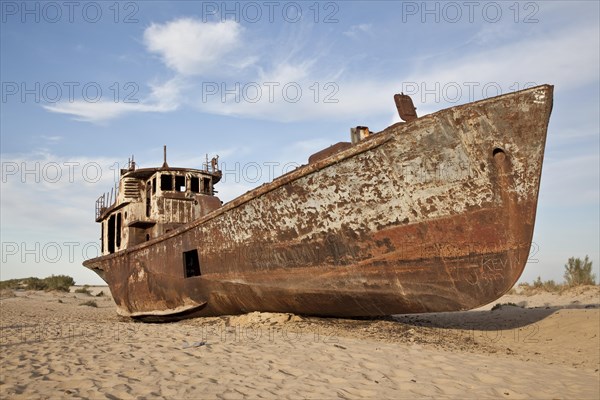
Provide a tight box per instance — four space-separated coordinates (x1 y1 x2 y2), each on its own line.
404 24 599 111
343 23 373 38
39 135 63 143
43 78 183 123
195 20 599 123
41 16 599 126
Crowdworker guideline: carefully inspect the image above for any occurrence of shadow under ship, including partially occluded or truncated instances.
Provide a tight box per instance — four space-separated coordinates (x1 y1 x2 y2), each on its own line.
83 85 553 319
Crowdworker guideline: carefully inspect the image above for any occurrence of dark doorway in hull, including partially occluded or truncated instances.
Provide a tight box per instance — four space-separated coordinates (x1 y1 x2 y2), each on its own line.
183 249 201 278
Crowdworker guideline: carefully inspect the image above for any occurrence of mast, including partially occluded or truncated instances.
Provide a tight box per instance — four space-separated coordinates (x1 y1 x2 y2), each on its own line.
162 145 169 168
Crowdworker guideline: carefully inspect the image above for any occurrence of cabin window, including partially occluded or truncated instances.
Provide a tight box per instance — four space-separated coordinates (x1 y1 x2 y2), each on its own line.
152 177 157 194
175 175 186 192
183 249 201 277
203 177 211 194
146 184 151 217
116 213 122 248
161 174 173 191
190 177 200 193
107 215 115 254
145 234 150 241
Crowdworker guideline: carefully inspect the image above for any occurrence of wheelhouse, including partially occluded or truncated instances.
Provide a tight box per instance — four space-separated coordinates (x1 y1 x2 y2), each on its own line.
95 151 222 256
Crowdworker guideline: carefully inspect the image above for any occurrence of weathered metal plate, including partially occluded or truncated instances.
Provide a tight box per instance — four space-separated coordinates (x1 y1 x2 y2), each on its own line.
394 93 418 121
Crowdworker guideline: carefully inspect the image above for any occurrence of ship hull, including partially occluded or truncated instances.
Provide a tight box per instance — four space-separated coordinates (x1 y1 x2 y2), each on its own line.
84 85 553 318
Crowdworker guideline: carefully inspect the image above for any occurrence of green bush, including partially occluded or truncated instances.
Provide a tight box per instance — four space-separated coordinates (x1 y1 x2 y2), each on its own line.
80 300 98 308
564 256 596 286
532 276 561 292
0 279 22 290
24 277 47 290
74 285 92 295
44 275 74 292
0 275 76 292
542 279 560 292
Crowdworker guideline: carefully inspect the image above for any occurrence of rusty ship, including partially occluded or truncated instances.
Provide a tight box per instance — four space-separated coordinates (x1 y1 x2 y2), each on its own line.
83 84 553 319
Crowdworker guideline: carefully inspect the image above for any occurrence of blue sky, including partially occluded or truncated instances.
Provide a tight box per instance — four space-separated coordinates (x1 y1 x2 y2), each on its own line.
1 1 598 285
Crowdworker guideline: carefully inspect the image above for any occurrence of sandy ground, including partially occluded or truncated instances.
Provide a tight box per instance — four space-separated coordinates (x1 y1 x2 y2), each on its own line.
1 286 598 399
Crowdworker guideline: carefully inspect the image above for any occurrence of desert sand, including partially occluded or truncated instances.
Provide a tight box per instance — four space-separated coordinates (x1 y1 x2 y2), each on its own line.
1 285 598 399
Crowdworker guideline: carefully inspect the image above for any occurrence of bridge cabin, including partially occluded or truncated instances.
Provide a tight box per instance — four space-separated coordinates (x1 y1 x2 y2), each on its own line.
95 153 222 256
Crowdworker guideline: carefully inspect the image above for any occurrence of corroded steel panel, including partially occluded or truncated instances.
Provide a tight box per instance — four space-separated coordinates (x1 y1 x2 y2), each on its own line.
394 93 418 121
84 85 553 319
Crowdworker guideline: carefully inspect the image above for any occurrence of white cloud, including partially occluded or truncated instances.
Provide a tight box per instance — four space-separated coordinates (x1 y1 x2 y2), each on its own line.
43 78 183 123
403 25 599 108
343 23 373 38
0 151 124 284
43 18 247 123
43 101 166 123
41 17 599 127
194 21 599 123
257 60 314 84
143 18 243 76
39 135 63 143
194 77 395 123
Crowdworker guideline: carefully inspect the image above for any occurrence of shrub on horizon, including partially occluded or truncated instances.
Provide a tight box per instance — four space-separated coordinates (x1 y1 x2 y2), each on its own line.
0 275 76 292
564 256 596 286
74 285 92 295
44 275 75 292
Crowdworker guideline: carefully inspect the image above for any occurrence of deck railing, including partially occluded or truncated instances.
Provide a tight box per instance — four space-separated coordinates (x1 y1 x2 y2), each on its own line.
95 182 119 220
